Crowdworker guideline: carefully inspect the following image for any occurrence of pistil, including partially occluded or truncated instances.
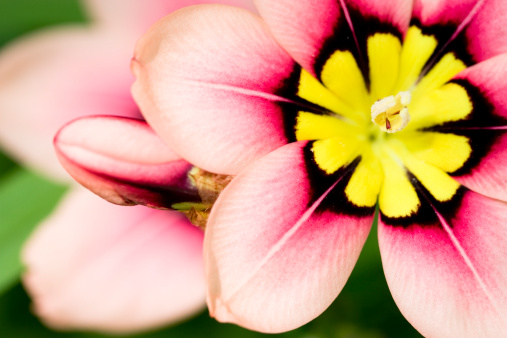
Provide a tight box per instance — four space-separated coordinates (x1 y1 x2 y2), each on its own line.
371 91 411 133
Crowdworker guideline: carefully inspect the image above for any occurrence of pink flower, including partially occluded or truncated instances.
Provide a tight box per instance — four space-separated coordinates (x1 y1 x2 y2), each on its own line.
0 0 254 333
125 0 507 336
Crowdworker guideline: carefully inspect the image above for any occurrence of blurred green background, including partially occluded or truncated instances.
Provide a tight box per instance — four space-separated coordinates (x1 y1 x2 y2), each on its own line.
0 1 421 337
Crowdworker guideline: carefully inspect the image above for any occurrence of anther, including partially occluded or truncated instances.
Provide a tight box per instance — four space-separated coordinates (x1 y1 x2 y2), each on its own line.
371 91 411 133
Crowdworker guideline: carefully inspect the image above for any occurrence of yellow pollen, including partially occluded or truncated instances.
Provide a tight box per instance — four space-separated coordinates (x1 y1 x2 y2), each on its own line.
371 91 411 133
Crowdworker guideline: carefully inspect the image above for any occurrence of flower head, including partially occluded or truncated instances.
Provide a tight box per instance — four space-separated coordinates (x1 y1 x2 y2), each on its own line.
0 0 254 333
130 0 507 336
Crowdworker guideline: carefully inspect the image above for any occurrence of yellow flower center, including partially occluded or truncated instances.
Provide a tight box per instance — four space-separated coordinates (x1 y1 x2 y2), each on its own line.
291 25 475 218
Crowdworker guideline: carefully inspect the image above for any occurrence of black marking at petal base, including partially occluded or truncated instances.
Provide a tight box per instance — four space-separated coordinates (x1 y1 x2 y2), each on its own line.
302 142 374 217
275 63 303 100
275 63 302 143
275 63 344 143
381 171 466 229
450 129 504 177
314 2 403 91
445 79 507 128
279 102 299 144
411 19 475 77
424 79 507 176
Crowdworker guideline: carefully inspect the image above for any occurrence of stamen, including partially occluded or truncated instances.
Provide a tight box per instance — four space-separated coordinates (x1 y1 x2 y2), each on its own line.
371 91 411 133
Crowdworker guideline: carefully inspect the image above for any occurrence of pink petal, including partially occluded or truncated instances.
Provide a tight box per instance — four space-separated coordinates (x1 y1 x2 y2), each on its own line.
254 0 412 77
0 27 138 181
412 0 479 26
379 189 507 337
413 0 507 63
132 5 300 175
84 0 257 46
23 188 205 333
204 142 373 333
0 1 255 183
54 116 199 209
465 0 507 62
438 54 507 201
344 0 412 33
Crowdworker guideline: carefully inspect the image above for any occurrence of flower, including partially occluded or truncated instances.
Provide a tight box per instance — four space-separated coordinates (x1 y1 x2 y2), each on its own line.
126 1 507 336
0 0 254 333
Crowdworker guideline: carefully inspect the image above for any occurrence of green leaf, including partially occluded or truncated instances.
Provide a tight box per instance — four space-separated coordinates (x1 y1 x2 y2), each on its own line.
0 0 86 47
0 169 67 294
0 151 18 176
